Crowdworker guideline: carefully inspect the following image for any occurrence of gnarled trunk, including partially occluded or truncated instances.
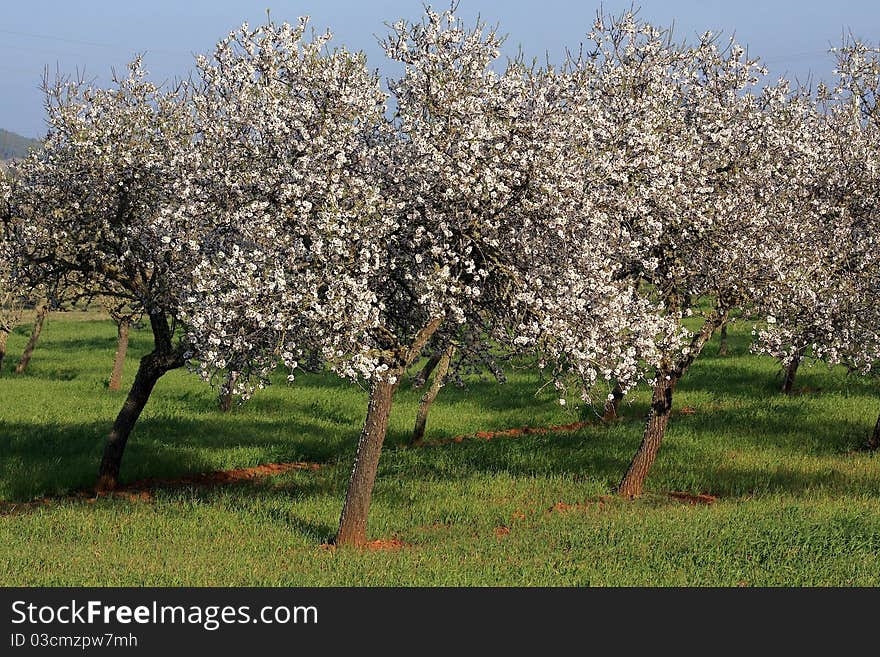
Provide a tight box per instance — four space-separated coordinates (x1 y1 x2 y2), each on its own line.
618 372 677 497
0 329 8 373
96 311 182 492
602 382 625 421
781 353 801 394
14 304 48 374
219 371 238 412
411 346 453 444
718 323 729 356
108 319 130 391
96 353 164 491
618 312 725 498
334 379 397 546
334 317 443 546
866 411 880 451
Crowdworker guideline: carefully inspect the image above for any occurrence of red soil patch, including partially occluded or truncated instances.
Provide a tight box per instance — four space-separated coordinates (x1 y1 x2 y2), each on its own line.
416 420 592 447
0 461 322 515
547 496 610 515
320 537 412 551
122 461 320 492
362 538 411 551
668 491 717 505
0 498 54 516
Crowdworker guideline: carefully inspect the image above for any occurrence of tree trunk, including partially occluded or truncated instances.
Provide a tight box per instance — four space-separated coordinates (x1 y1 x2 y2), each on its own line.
334 380 397 546
866 411 880 451
96 354 164 491
781 354 801 394
333 317 443 546
14 304 47 374
411 347 453 443
617 312 725 498
219 371 238 412
718 323 729 356
618 372 677 497
602 382 625 421
412 353 442 389
95 311 181 492
108 319 130 391
0 329 8 373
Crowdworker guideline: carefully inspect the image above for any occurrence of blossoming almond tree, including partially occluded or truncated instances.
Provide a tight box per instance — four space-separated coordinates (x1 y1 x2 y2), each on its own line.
183 8 671 546
176 18 395 548
755 40 880 447
749 85 848 396
336 9 669 544
8 61 198 490
569 13 813 497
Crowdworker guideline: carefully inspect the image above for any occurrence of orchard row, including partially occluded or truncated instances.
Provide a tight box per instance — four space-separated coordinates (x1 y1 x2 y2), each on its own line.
1 8 877 545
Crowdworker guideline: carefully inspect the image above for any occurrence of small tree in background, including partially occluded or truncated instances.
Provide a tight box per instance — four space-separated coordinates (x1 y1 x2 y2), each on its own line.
13 297 48 374
755 39 880 447
99 297 142 392
0 172 27 373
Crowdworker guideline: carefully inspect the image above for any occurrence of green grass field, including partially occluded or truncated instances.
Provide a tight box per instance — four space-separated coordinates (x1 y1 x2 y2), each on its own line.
1 312 879 585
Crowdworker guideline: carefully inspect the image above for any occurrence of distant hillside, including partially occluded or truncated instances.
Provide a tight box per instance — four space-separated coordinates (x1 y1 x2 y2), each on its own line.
0 128 41 160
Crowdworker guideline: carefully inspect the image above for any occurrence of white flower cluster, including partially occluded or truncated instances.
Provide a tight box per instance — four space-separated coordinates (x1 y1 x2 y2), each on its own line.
753 40 880 376
6 57 198 332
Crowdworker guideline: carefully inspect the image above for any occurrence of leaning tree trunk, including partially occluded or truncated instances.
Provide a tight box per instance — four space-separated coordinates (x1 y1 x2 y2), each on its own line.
14 304 48 374
602 382 625 421
96 312 181 492
219 371 238 412
0 329 8 373
108 319 130 391
411 346 453 444
96 354 164 491
718 323 729 356
617 312 725 498
781 353 801 394
866 411 880 451
618 372 677 497
412 352 441 389
334 380 397 546
334 318 443 546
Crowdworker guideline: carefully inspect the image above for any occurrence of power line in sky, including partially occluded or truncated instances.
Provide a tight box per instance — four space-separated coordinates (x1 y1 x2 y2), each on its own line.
0 28 189 57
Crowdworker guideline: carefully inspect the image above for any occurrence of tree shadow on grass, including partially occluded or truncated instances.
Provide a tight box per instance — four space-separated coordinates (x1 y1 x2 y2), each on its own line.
2 322 878 515
0 413 348 502
376 403 880 502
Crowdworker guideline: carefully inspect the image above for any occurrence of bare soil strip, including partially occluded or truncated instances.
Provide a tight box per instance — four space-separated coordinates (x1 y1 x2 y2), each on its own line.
413 420 593 447
0 461 321 515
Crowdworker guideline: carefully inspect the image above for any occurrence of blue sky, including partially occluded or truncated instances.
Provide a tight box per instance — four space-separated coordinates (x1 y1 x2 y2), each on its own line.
1 0 879 137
